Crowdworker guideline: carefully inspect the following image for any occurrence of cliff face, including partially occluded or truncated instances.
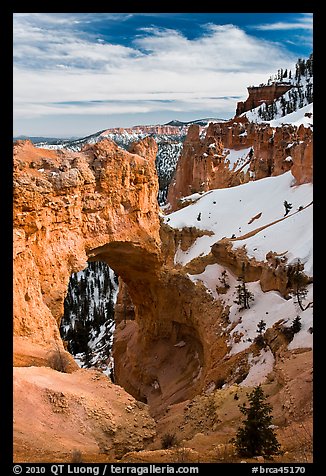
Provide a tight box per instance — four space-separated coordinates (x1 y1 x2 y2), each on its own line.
14 138 161 362
13 131 312 462
13 139 232 447
15 139 282 416
236 83 293 116
167 124 248 209
13 138 167 460
101 124 187 136
167 119 312 210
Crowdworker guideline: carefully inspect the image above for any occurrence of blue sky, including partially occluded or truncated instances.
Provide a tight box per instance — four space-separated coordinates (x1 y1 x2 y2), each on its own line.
13 13 313 137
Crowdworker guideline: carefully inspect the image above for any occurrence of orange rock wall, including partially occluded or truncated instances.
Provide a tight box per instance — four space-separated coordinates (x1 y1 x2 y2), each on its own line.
13 138 160 357
236 83 293 116
168 120 312 210
13 139 228 413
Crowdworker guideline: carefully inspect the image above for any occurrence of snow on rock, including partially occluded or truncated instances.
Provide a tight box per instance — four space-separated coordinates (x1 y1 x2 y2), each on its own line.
286 286 313 351
165 171 312 272
174 235 217 266
186 261 313 355
188 263 237 299
243 101 313 128
165 167 313 357
227 282 313 355
232 205 313 276
241 63 313 126
224 147 252 173
239 349 275 387
269 103 313 128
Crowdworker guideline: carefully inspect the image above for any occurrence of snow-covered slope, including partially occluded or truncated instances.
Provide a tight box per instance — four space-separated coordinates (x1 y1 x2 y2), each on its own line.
268 103 313 128
245 101 313 128
165 171 312 274
188 262 313 361
224 147 252 173
164 170 313 370
242 55 313 125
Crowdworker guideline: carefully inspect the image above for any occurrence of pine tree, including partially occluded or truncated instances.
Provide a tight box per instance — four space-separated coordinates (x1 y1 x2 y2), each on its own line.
254 320 267 348
291 316 302 334
219 270 230 289
257 320 266 335
287 260 309 311
234 278 254 310
233 386 281 457
60 261 117 370
306 53 313 77
280 96 286 117
283 200 293 216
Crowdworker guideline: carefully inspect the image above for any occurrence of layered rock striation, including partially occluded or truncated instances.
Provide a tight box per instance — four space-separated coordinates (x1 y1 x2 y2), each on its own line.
236 83 293 116
13 137 163 460
13 116 313 461
14 138 160 360
13 139 230 454
167 119 312 210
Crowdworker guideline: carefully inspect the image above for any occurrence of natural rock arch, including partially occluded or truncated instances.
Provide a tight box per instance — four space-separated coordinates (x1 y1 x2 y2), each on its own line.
13 138 160 362
13 138 219 413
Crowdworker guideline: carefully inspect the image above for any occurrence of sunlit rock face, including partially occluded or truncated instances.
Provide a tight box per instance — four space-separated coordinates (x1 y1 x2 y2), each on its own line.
167 121 312 210
13 137 160 362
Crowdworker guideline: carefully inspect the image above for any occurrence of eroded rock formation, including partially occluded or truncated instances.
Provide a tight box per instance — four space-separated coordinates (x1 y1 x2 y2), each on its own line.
13 139 230 458
167 120 312 210
13 133 312 462
14 138 246 413
14 138 160 360
236 83 293 116
13 138 162 460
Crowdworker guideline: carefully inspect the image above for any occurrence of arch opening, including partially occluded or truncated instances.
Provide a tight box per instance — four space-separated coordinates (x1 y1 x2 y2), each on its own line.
59 240 206 414
59 260 119 378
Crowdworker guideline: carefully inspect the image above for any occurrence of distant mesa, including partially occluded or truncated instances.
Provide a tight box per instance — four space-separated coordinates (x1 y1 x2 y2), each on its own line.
165 119 185 127
165 118 227 127
14 118 227 145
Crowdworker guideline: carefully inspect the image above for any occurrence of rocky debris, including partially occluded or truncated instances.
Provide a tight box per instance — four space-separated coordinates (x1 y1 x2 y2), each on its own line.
14 367 156 462
120 448 201 463
270 349 313 424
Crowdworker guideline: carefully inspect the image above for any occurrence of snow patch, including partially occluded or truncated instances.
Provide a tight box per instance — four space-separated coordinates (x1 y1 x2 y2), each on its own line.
228 283 313 355
166 171 312 273
269 103 313 128
239 349 275 387
224 147 251 172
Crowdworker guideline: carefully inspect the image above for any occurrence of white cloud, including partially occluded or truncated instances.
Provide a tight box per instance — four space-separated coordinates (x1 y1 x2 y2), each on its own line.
253 13 313 31
13 14 297 122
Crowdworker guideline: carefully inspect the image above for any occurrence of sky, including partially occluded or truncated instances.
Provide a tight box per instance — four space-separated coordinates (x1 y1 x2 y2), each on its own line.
13 12 313 138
